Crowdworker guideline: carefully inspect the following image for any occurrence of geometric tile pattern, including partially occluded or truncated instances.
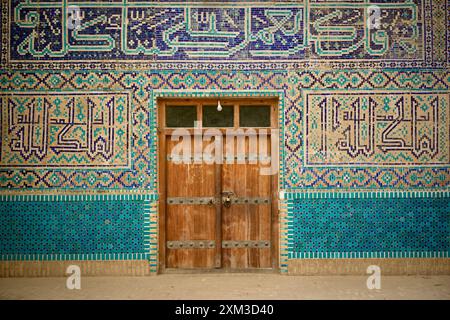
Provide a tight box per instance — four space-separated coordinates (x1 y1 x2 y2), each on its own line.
0 194 157 262
285 191 450 260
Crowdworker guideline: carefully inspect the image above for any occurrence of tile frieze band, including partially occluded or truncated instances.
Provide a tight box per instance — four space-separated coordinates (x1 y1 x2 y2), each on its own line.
2 0 448 69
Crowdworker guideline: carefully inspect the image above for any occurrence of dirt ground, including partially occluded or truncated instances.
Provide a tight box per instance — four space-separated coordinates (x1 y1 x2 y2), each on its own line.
0 274 449 300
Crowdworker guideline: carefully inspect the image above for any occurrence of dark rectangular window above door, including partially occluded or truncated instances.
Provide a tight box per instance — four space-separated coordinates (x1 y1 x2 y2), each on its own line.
239 105 271 127
203 105 234 127
161 99 276 130
165 105 197 127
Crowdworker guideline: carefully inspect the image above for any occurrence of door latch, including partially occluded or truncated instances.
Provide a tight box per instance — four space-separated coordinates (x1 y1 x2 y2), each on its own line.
221 191 234 208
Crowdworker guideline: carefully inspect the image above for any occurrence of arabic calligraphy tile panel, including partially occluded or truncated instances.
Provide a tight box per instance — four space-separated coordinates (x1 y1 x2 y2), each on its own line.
2 0 447 69
0 92 131 168
308 0 424 60
304 91 450 167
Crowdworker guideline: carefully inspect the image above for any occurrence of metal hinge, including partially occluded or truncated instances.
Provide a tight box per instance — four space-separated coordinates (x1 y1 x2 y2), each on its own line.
222 240 271 248
167 155 271 162
230 197 271 205
166 197 270 205
167 197 217 205
166 240 216 249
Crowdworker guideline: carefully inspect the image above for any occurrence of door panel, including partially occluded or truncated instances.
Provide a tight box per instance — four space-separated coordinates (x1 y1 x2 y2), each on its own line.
221 135 272 269
165 138 217 269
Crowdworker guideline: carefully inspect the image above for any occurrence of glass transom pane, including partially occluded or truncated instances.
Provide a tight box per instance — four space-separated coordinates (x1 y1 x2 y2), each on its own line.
239 105 271 127
203 105 234 127
165 105 197 127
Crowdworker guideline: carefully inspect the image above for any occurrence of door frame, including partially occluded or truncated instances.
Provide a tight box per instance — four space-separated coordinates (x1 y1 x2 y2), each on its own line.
157 96 280 273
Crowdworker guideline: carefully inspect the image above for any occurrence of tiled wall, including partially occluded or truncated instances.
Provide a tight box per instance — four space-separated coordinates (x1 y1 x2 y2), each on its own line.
0 197 148 260
0 194 159 273
286 192 450 259
0 0 449 274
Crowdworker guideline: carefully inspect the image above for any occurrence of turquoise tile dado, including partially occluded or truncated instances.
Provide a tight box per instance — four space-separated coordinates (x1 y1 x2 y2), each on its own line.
287 195 450 259
0 195 155 261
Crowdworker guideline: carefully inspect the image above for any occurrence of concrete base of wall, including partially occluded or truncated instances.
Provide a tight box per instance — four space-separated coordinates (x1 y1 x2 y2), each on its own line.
2 259 449 277
0 261 151 277
287 258 450 275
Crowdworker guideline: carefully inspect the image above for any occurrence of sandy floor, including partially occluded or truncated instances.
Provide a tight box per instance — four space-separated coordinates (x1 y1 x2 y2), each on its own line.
1 274 449 300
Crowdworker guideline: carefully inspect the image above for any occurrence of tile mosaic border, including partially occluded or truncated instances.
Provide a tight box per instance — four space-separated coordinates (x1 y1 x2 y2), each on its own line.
282 189 450 200
279 195 290 273
289 251 450 259
0 193 158 201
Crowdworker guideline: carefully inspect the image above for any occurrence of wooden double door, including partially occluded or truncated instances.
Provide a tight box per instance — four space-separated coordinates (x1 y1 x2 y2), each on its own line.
159 99 278 271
